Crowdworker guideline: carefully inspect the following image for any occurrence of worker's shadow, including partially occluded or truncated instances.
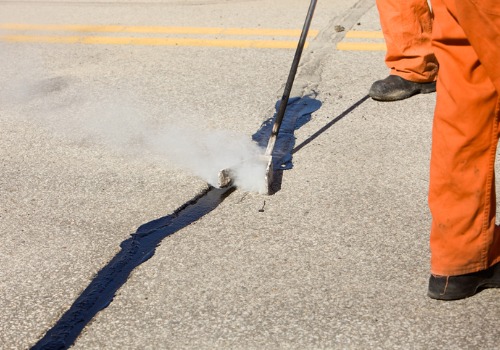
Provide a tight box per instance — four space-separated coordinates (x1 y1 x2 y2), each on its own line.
253 94 369 194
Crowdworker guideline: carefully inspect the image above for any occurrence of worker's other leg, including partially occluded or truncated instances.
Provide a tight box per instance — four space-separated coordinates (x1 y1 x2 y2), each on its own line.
378 0 437 81
369 0 438 101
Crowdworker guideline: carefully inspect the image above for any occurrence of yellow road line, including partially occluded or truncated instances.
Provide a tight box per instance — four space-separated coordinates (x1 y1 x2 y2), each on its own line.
1 34 306 49
336 42 386 51
345 30 384 39
0 24 387 51
337 31 386 51
0 23 319 37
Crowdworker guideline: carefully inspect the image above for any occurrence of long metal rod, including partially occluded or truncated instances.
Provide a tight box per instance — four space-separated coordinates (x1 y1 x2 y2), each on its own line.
264 0 318 156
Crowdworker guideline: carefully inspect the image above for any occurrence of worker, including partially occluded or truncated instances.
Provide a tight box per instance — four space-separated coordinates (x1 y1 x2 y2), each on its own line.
427 0 500 300
369 0 439 101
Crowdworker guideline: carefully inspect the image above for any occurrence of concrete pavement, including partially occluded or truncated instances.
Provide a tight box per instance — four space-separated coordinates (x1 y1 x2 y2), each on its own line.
1 0 499 349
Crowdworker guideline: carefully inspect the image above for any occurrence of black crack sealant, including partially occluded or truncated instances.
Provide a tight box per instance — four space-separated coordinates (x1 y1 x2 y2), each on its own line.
253 96 322 170
32 186 234 350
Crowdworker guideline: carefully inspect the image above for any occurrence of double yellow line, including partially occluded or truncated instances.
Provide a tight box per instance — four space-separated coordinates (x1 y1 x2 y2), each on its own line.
336 30 386 51
0 23 319 49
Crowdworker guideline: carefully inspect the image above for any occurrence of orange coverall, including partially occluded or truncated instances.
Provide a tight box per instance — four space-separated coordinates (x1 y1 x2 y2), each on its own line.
376 0 438 82
429 0 500 276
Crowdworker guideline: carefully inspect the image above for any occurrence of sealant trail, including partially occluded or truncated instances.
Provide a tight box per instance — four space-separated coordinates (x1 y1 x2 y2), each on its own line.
31 186 234 350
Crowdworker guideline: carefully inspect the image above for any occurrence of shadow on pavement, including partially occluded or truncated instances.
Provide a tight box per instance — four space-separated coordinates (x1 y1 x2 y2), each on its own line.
293 94 370 155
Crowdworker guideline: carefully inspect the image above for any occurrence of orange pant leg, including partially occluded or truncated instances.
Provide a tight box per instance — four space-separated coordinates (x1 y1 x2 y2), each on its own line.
376 0 438 82
455 0 500 93
429 0 500 276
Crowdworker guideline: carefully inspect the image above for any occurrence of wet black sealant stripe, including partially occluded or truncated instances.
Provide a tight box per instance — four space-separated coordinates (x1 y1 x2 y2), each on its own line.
32 186 235 350
253 95 322 170
31 96 321 350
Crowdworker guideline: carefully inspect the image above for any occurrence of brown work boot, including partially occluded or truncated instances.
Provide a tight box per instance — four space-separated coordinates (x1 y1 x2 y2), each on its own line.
369 75 436 101
427 262 500 300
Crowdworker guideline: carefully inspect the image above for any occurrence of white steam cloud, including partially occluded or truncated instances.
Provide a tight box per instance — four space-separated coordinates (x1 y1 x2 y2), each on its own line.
0 46 267 193
149 126 268 192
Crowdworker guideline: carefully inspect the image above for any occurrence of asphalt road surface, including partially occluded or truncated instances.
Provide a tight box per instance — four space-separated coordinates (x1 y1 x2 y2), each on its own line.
1 0 499 349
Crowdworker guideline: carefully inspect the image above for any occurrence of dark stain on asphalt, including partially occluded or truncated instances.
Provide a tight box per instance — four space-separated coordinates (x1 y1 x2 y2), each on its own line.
31 186 234 350
30 76 71 97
